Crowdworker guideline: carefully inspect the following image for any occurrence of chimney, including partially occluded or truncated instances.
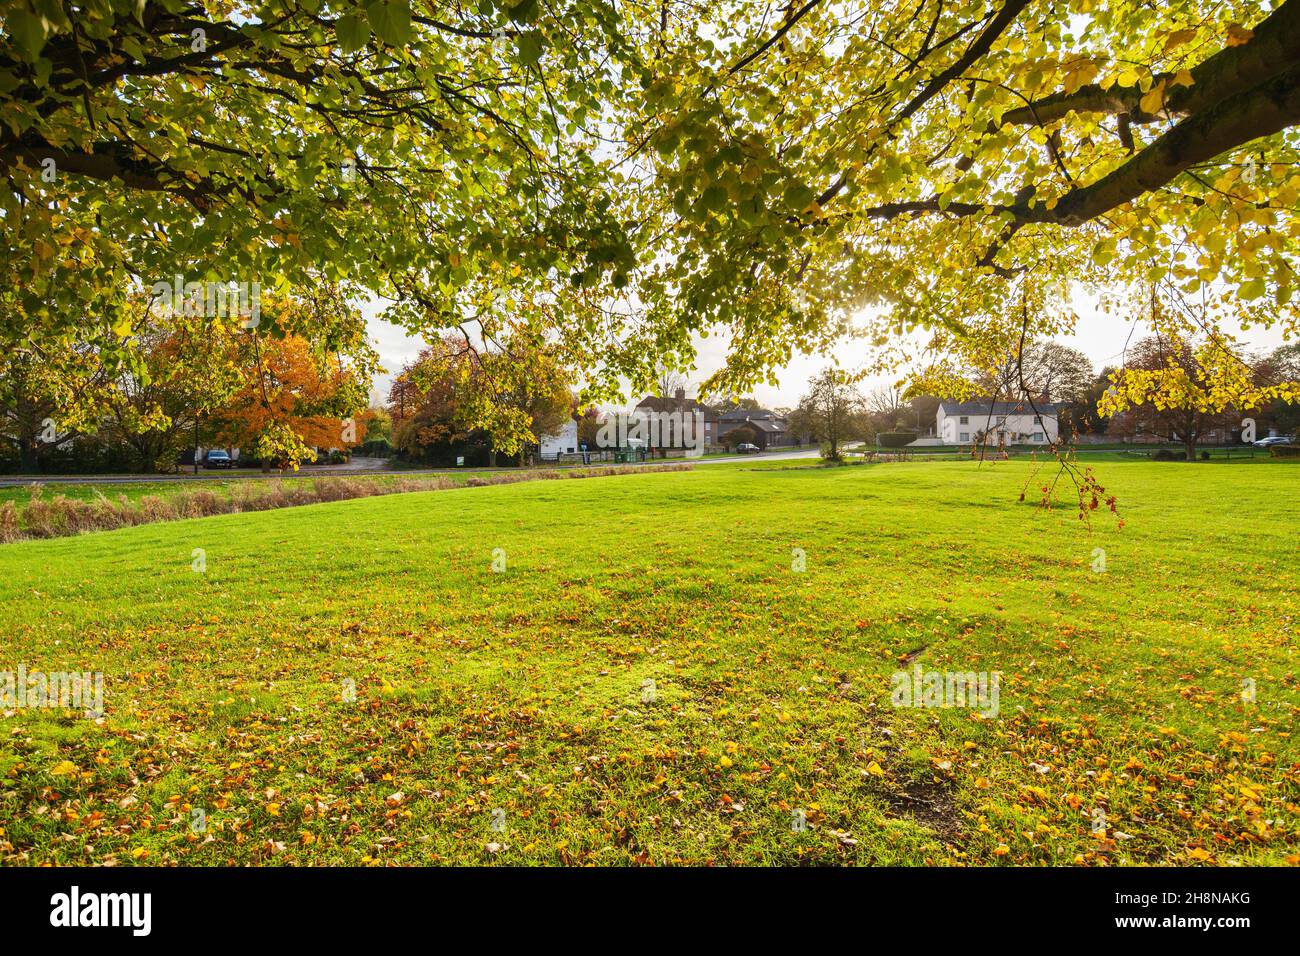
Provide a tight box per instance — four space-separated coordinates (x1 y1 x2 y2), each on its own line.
674 387 685 402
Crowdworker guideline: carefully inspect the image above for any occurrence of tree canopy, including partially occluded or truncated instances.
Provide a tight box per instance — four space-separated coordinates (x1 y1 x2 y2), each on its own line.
3 0 1298 447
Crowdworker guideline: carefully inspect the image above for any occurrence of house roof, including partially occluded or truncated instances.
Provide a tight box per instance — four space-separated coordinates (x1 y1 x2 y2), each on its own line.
717 407 779 421
938 400 1059 418
636 396 711 414
745 419 785 433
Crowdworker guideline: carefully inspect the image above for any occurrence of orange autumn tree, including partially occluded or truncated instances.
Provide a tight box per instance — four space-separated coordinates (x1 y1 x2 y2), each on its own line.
214 331 370 473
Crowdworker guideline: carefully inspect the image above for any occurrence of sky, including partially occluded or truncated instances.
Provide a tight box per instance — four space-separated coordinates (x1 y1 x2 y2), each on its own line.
365 290 1291 412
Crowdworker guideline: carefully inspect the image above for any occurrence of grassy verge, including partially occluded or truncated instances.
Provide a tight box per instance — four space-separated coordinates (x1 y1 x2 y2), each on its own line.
0 458 1296 865
0 466 691 542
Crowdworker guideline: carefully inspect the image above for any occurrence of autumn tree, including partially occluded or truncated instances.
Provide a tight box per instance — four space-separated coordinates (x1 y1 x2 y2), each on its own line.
0 338 105 472
1255 343 1300 437
1103 334 1253 460
5 0 1300 455
973 342 1095 405
97 305 246 472
576 406 606 450
866 384 907 429
207 291 373 470
614 0 1300 442
796 368 866 460
1068 367 1119 438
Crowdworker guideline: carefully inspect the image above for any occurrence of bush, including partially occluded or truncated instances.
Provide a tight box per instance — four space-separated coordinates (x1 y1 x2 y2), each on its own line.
1152 449 1178 461
0 501 19 543
1200 450 1211 460
877 431 918 448
1268 444 1300 458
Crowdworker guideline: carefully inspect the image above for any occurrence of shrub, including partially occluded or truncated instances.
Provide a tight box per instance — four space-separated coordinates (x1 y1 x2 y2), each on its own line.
1152 449 1178 461
0 501 19 544
22 485 58 537
139 495 178 522
1268 444 1300 458
877 431 918 448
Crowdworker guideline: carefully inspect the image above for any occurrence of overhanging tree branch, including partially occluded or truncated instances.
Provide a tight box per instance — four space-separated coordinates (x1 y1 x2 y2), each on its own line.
999 0 1300 127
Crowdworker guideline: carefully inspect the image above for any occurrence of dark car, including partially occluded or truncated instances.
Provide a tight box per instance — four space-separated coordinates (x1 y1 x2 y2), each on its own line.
204 450 234 469
735 443 761 454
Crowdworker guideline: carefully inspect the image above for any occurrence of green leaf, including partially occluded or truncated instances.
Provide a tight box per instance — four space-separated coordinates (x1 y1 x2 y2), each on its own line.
783 182 815 211
366 0 411 47
8 10 48 59
1238 278 1266 301
335 13 370 53
516 31 543 67
700 185 728 213
508 0 539 23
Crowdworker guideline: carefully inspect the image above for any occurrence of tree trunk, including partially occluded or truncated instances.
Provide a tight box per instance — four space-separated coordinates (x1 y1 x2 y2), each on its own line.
19 441 39 474
1184 438 1197 461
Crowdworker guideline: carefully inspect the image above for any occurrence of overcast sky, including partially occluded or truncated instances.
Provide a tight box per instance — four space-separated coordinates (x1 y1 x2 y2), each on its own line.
365 290 1290 411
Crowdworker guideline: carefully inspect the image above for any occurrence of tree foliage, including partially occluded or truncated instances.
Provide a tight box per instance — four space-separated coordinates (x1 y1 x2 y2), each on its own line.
3 0 1299 448
619 0 1300 415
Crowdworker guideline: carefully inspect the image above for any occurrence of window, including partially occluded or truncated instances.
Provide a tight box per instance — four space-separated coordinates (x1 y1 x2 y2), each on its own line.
1033 415 1043 425
1033 432 1043 442
959 416 968 424
959 432 970 442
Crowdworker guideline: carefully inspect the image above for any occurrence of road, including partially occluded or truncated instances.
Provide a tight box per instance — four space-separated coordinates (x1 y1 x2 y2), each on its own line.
7 442 1218 487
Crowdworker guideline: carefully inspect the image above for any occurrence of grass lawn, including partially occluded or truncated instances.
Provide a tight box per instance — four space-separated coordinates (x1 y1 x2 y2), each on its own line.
0 458 1296 866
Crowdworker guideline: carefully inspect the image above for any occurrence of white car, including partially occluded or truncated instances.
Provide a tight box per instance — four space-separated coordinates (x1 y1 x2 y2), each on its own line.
1253 436 1295 447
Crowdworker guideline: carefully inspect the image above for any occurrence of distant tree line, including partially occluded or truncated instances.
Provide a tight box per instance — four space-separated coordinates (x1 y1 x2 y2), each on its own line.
0 289 375 474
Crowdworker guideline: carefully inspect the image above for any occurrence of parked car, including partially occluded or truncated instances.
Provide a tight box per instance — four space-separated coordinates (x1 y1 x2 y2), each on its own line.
1253 436 1296 448
204 450 234 469
735 443 761 454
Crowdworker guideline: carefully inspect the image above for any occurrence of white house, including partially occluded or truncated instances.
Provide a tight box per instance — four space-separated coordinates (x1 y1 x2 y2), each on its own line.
539 418 579 457
937 401 1059 445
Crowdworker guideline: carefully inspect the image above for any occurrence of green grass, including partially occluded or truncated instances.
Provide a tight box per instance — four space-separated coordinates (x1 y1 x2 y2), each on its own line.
0 458 1296 866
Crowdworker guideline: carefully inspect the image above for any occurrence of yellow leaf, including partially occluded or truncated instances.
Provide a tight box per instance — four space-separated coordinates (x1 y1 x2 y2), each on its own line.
1139 83 1165 115
50 760 77 777
1162 28 1197 52
1224 24 1253 47
1172 69 1194 89
866 761 884 776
